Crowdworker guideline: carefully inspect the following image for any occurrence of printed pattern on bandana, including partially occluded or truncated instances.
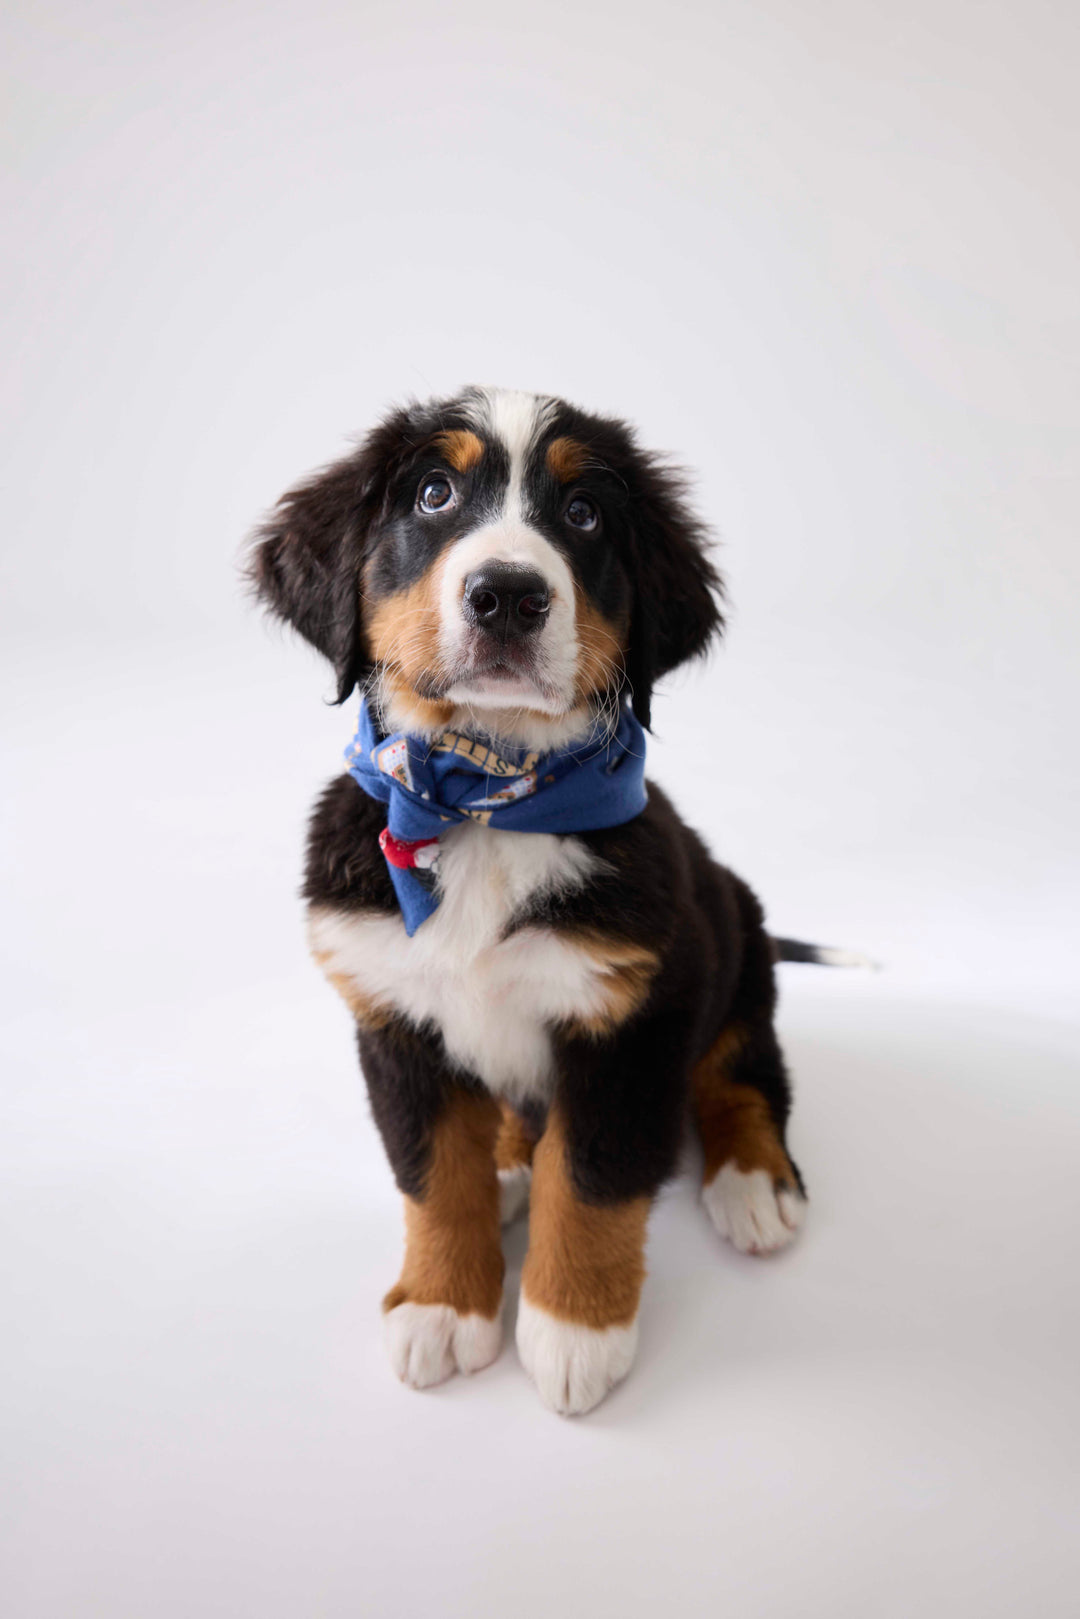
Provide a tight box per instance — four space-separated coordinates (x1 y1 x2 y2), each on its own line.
344 698 648 935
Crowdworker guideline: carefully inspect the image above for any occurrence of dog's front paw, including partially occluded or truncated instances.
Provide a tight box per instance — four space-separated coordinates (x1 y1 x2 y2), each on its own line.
703 1166 806 1255
516 1294 638 1416
383 1301 503 1389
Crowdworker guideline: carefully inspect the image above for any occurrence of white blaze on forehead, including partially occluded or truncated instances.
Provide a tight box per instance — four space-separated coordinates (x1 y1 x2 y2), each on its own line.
462 387 557 523
441 387 577 711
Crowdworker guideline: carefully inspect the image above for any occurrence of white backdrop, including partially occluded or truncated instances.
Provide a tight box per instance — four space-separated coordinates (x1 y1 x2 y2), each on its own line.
3 3 1078 1616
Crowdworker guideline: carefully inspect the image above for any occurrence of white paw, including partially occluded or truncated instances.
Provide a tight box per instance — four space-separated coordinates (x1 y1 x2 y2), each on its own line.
498 1164 531 1225
383 1301 503 1389
516 1294 638 1416
703 1165 806 1255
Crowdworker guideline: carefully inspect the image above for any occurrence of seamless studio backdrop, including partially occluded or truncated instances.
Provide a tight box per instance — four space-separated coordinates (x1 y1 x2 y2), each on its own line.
2 3 1078 1617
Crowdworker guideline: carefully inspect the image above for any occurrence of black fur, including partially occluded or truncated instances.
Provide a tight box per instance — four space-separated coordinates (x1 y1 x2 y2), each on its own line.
303 774 398 917
356 1018 491 1201
527 397 724 728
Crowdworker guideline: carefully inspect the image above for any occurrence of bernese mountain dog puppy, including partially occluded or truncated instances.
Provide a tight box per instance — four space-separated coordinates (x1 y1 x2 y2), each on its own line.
250 386 811 1416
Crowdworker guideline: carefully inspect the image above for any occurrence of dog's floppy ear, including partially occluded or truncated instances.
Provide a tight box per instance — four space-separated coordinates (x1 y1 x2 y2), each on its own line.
621 457 725 730
246 410 413 703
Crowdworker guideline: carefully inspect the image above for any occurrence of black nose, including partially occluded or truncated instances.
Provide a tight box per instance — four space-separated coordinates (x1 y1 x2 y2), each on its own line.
463 562 551 638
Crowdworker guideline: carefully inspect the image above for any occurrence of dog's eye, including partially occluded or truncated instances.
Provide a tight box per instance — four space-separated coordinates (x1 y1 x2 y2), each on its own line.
418 478 455 513
565 496 599 532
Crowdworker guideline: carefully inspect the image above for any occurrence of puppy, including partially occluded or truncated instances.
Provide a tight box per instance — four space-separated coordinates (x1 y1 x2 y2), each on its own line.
250 386 809 1416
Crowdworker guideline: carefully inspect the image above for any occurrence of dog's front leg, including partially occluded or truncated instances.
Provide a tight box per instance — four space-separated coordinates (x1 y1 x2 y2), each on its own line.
359 1025 504 1389
517 1109 649 1416
517 1013 693 1415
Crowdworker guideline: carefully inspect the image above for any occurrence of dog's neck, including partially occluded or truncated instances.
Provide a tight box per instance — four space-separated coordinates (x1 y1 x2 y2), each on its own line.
375 684 602 754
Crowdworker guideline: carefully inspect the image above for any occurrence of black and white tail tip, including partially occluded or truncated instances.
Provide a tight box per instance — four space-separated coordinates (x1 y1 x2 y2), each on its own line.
771 937 879 970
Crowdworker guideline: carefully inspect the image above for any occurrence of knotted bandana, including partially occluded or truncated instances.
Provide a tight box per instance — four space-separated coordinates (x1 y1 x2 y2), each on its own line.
345 697 648 934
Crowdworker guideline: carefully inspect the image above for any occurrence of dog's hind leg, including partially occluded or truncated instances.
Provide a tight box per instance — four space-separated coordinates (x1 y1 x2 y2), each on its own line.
692 882 807 1254
692 1022 806 1254
495 1102 536 1225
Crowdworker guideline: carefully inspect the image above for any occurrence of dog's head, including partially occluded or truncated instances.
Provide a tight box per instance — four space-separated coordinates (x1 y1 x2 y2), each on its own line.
249 387 723 740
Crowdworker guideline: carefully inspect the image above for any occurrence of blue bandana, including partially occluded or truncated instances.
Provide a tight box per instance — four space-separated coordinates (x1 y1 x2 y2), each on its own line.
345 698 648 934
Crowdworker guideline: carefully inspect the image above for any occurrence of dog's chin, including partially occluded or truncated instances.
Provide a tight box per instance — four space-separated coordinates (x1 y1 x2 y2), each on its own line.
378 667 594 752
441 674 568 716
442 674 593 750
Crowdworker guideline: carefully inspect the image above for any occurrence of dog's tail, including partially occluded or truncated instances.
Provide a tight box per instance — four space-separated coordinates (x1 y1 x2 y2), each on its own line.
770 937 878 970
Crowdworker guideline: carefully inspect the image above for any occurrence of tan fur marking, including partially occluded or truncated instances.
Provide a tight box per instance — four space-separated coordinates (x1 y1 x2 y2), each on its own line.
573 582 626 704
435 428 484 474
546 435 588 482
377 674 455 731
495 1102 537 1172
560 930 659 1037
310 948 393 1030
692 1024 797 1186
366 555 454 727
522 1111 650 1329
383 1090 504 1319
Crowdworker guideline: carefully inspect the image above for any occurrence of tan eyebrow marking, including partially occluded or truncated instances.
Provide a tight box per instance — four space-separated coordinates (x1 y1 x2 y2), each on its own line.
434 429 484 473
546 435 589 482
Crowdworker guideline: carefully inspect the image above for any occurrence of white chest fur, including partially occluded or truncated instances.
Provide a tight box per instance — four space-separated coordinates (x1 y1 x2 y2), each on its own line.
307 824 610 1107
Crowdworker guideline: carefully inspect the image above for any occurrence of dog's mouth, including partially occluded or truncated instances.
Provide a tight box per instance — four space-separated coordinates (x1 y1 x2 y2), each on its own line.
419 642 568 715
466 643 537 682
